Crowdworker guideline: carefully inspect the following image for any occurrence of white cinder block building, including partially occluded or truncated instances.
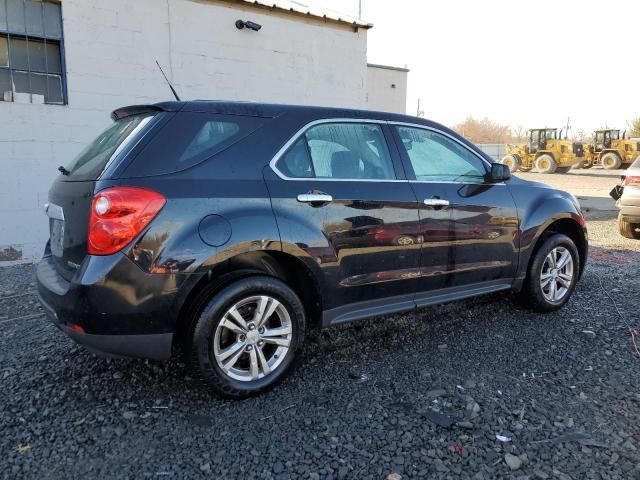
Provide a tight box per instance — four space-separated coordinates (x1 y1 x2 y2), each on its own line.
0 0 408 262
366 63 409 115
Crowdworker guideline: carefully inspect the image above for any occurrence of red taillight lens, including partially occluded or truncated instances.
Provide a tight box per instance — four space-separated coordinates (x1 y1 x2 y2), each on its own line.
88 187 165 255
624 175 640 186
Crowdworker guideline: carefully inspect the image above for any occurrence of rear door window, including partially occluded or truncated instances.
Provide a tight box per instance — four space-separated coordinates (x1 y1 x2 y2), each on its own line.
276 122 396 180
64 114 154 181
122 112 265 177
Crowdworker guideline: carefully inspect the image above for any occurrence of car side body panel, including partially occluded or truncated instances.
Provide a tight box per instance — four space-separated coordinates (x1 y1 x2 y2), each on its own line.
506 177 588 285
35 101 589 362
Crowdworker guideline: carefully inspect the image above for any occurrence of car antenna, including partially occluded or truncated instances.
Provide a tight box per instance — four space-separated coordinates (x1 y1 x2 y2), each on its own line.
155 59 181 101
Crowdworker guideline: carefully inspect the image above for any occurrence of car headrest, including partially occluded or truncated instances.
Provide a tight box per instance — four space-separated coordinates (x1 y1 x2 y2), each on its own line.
331 151 360 179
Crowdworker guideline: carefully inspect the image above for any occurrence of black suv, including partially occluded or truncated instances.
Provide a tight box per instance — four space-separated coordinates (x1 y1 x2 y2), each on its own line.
37 102 588 397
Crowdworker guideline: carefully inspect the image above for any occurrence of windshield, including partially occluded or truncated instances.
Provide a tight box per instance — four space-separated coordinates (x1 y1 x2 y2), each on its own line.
64 114 154 180
546 129 557 139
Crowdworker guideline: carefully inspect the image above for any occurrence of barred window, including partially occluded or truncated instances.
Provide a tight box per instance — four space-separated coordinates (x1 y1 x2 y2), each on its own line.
0 0 65 104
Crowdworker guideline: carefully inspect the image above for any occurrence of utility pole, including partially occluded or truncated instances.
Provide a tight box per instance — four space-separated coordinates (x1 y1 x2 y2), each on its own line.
358 0 362 19
416 98 424 118
565 117 571 139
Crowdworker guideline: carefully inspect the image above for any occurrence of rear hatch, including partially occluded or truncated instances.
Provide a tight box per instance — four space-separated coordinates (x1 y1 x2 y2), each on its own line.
46 111 157 280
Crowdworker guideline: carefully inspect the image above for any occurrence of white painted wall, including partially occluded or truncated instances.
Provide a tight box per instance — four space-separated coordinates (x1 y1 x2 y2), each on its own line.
366 64 408 114
0 0 369 261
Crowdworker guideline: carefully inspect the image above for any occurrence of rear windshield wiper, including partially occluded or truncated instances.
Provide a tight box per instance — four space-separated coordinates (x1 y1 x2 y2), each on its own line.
58 166 70 176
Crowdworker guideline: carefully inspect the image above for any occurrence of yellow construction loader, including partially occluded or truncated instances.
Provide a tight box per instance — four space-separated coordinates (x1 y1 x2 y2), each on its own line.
501 128 584 174
579 129 640 169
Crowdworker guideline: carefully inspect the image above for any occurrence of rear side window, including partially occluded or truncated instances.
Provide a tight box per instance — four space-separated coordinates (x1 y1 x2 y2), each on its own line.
122 112 265 177
277 138 313 178
276 122 396 180
64 114 153 180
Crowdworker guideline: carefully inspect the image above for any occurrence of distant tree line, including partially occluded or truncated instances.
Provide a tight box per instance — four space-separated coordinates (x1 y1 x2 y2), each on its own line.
452 116 640 144
452 117 527 144
629 117 640 138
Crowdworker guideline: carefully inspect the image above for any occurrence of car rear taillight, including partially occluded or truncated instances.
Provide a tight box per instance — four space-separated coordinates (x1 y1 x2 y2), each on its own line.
88 187 165 255
624 175 640 187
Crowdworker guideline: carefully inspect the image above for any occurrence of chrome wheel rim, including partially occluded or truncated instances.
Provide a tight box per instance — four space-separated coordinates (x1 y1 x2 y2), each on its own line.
540 247 574 302
213 295 292 382
396 235 414 246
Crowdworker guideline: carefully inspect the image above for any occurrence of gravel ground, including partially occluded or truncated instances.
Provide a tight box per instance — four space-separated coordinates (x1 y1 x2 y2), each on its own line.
1 171 639 479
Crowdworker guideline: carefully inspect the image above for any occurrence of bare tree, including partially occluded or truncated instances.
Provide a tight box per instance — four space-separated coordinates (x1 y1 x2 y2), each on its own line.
511 124 528 143
453 117 513 144
628 117 640 138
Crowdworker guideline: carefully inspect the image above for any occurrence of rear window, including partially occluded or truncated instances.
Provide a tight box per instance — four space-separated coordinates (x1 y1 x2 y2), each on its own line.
64 114 153 180
121 112 265 177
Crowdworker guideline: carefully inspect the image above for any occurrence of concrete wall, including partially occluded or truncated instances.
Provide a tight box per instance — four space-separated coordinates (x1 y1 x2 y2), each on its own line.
366 64 408 114
0 0 369 262
476 144 508 161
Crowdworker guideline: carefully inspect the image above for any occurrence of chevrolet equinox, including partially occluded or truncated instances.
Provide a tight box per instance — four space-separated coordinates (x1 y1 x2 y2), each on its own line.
37 101 588 398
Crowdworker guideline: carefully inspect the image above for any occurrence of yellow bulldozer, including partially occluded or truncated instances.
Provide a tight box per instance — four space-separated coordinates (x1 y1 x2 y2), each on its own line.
501 128 584 174
579 129 640 169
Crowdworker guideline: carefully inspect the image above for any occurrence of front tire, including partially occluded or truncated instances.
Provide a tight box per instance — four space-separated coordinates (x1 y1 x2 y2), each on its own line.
535 154 558 174
618 215 640 239
520 234 580 312
187 276 306 398
501 154 521 173
601 152 621 170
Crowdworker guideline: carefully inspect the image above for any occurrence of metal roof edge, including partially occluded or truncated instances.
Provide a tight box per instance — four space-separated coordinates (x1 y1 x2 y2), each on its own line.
222 0 373 29
367 63 410 73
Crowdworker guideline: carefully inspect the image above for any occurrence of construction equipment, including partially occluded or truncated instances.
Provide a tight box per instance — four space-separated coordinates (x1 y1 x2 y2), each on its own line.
579 129 640 170
501 128 584 174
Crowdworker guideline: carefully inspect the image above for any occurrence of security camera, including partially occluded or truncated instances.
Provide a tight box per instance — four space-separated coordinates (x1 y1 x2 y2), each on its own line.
235 20 262 31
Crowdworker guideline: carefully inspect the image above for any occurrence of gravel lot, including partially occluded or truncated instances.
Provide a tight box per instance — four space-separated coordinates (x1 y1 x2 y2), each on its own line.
1 169 639 480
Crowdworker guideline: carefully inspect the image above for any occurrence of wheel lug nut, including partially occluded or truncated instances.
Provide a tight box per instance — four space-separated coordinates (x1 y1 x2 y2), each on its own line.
258 327 265 334
246 345 253 351
248 324 256 331
239 334 246 341
258 340 264 347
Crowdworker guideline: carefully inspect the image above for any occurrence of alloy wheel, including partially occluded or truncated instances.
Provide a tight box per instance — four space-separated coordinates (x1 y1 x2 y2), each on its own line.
213 295 292 382
540 246 574 302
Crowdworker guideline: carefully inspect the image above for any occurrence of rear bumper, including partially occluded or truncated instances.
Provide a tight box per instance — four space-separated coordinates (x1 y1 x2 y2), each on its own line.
619 204 640 223
36 253 202 360
38 291 172 360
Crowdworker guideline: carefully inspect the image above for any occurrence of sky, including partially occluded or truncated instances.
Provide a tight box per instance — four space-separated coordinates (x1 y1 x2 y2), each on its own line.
306 0 639 135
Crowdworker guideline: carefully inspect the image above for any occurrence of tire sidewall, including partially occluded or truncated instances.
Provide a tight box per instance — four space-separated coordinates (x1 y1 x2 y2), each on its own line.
536 154 557 174
527 234 580 311
191 276 306 397
602 153 621 169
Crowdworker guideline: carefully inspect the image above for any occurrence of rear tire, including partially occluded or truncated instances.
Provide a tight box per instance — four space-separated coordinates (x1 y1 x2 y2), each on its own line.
601 152 621 170
618 215 640 239
186 276 306 398
520 233 580 312
535 154 558 174
501 154 521 173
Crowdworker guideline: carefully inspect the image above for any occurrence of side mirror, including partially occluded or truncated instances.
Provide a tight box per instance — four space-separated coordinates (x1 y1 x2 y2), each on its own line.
488 163 511 183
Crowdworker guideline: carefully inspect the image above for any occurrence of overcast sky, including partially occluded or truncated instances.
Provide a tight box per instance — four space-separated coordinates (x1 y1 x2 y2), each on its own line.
308 0 639 135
